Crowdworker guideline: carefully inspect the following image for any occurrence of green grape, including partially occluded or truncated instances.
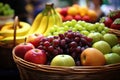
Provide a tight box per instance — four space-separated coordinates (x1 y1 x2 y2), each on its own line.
59 30 65 34
0 2 3 8
64 25 69 31
8 9 14 15
97 25 104 32
101 30 106 35
53 32 59 36
72 27 77 32
80 30 89 36
86 23 96 31
4 4 11 10
74 24 84 31
3 10 9 16
71 19 77 26
104 27 109 33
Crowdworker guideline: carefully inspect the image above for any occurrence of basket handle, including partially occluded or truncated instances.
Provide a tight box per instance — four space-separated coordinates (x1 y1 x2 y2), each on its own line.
13 16 19 47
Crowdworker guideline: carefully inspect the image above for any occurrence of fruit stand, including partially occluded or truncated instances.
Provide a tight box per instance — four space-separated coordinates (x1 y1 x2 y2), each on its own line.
0 1 120 80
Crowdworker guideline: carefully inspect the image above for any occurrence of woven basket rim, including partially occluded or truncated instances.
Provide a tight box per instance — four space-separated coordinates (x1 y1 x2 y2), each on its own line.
12 48 120 74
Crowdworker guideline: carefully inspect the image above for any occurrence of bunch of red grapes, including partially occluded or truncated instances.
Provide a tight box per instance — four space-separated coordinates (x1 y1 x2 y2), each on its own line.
37 30 93 66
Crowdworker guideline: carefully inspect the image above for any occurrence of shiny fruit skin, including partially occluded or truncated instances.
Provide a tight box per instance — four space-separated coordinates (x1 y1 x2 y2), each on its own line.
26 33 44 48
104 53 120 64
14 43 35 59
81 48 106 66
24 49 47 64
50 54 75 67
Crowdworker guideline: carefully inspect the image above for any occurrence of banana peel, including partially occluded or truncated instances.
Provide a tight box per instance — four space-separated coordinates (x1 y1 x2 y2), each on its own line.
0 22 31 37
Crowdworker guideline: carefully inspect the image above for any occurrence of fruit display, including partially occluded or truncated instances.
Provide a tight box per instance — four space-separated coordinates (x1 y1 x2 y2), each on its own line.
44 19 109 38
56 4 97 22
0 16 31 47
100 9 120 30
29 3 62 35
0 3 62 48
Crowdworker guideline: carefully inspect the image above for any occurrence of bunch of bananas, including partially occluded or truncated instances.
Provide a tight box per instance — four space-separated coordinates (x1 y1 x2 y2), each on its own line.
28 3 62 36
0 16 31 48
0 3 62 48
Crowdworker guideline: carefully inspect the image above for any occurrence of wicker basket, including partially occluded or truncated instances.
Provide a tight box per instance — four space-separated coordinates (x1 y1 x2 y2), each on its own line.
12 29 120 80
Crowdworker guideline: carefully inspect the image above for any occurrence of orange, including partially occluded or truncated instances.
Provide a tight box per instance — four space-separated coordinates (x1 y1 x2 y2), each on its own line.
81 48 106 66
67 7 78 16
78 6 88 17
87 10 97 21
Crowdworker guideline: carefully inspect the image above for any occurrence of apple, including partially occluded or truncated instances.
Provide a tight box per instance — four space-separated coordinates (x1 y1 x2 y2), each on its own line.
104 53 120 64
73 14 82 21
87 32 103 43
26 33 44 47
81 48 106 66
103 33 118 47
112 44 120 55
24 49 47 64
64 15 73 21
13 42 35 58
92 41 111 54
59 7 68 17
50 54 75 67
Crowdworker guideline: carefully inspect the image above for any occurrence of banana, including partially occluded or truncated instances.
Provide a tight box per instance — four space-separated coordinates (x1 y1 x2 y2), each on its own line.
33 13 49 34
28 12 43 34
43 10 56 36
0 36 26 46
0 22 31 37
52 8 62 26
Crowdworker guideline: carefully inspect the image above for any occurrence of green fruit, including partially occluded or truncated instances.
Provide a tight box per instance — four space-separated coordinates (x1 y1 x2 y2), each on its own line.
104 53 120 64
50 54 75 67
87 32 103 43
92 41 111 54
112 44 120 56
103 33 118 47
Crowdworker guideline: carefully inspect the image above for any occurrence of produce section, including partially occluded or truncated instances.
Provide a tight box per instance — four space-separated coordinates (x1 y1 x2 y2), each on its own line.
0 1 120 80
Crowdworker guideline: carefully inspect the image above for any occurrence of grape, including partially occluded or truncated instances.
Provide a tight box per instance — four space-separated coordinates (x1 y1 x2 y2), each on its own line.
37 30 93 66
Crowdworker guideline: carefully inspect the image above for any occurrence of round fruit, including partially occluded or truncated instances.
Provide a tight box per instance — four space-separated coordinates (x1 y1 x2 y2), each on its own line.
50 54 75 67
92 41 111 54
24 49 47 64
104 53 120 64
67 7 78 16
103 33 118 47
87 32 103 43
112 44 120 55
81 48 106 66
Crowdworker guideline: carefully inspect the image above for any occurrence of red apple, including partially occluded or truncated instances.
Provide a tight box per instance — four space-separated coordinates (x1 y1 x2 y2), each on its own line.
24 49 47 64
64 15 73 21
60 7 68 16
26 33 44 47
14 42 35 58
74 15 82 21
82 15 90 22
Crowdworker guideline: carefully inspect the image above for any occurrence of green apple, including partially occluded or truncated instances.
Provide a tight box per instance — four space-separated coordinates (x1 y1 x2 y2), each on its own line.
50 54 75 67
112 44 120 56
104 53 120 64
92 41 111 54
103 33 118 47
87 32 103 43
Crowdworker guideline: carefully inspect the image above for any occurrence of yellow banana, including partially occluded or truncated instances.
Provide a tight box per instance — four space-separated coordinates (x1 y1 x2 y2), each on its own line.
33 14 49 34
43 12 56 36
28 12 43 34
0 36 26 46
0 22 31 37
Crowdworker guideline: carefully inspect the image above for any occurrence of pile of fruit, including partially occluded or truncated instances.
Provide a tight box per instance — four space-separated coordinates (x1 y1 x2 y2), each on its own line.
100 9 120 30
13 19 120 67
0 2 14 16
0 3 62 48
56 4 97 22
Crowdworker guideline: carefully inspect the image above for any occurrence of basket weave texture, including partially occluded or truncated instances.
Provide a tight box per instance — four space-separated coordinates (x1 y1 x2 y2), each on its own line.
12 29 120 80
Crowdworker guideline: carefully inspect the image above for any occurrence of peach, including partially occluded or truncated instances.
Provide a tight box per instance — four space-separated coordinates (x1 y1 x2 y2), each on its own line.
81 48 106 66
